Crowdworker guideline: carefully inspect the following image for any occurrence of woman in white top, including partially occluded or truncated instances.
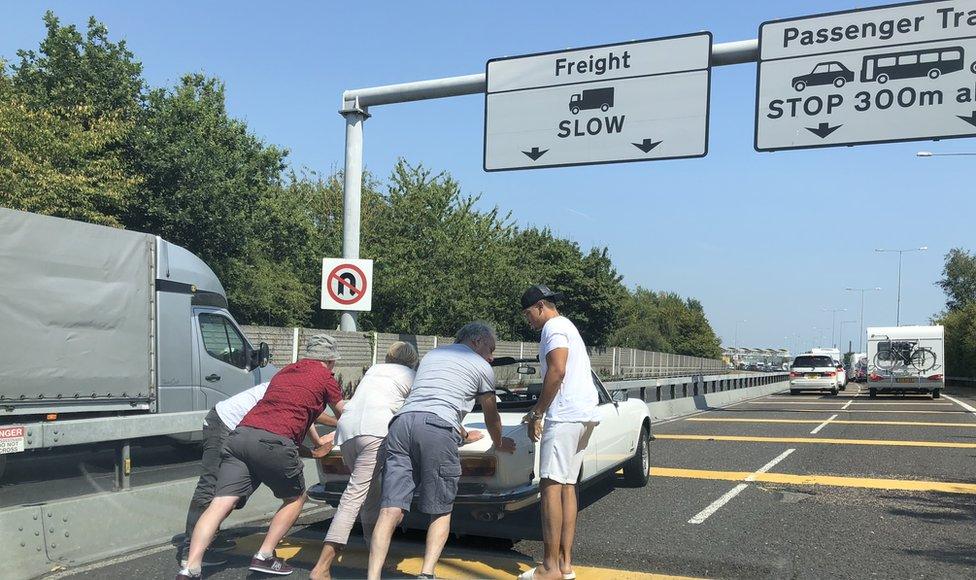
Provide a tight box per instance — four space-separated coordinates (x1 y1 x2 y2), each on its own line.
310 341 418 580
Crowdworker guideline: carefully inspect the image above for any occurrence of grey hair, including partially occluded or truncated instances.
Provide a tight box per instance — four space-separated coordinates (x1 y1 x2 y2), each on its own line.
385 341 419 369
455 321 497 346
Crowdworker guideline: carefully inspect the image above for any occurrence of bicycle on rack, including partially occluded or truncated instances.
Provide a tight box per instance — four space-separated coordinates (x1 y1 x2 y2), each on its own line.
873 340 939 373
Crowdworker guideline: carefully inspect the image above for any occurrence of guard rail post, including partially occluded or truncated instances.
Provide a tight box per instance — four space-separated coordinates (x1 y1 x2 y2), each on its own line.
114 441 131 491
656 385 662 401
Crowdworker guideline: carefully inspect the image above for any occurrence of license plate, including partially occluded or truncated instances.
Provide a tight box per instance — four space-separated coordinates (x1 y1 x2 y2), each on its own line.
806 374 819 379
896 378 917 384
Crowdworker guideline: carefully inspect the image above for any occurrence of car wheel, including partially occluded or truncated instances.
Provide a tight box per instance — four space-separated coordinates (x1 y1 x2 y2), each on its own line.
834 77 846 88
869 388 877 398
793 81 806 92
601 103 610 112
622 426 650 487
877 74 889 84
831 387 839 396
570 106 580 115
928 68 940 79
932 389 941 399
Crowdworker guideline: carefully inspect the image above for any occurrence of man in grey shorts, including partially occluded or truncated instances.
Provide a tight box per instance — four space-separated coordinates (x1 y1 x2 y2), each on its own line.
366 322 516 580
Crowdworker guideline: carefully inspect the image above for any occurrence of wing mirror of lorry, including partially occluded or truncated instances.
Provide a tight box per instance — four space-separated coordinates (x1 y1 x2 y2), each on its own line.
258 342 271 367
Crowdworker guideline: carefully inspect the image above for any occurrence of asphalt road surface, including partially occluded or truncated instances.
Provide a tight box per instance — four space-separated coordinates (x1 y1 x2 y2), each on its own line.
41 385 976 579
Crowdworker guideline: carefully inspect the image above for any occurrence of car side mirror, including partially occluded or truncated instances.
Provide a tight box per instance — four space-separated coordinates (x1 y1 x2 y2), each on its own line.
611 390 629 403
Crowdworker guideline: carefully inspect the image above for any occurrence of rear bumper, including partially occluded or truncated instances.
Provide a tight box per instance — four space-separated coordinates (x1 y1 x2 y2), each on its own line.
790 379 836 389
869 381 941 392
307 482 541 517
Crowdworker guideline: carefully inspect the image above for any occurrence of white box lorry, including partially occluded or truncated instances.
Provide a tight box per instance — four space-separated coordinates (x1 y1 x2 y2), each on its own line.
866 326 944 398
0 208 277 479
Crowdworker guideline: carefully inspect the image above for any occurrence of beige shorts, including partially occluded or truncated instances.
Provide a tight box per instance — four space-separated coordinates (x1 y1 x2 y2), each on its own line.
538 421 595 484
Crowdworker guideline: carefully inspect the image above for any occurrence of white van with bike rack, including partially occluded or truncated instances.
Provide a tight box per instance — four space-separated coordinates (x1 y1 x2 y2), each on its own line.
866 326 945 399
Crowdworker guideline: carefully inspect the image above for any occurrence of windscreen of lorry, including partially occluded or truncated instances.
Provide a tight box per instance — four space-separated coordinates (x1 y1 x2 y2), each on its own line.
793 355 834 368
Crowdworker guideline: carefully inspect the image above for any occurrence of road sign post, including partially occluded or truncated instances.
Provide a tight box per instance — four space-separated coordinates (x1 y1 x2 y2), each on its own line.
321 258 373 312
756 0 976 151
484 33 712 171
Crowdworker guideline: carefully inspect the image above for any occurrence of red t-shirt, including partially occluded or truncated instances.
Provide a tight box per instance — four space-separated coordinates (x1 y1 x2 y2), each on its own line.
238 359 342 445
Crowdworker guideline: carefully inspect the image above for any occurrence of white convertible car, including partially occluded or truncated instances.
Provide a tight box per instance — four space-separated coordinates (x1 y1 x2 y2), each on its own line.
308 358 651 536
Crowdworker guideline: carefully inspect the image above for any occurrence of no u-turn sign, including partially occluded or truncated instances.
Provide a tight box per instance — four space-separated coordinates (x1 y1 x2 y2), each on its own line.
321 258 373 312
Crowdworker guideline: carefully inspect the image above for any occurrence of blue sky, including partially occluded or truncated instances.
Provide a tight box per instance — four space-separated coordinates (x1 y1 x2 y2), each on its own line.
2 1 971 352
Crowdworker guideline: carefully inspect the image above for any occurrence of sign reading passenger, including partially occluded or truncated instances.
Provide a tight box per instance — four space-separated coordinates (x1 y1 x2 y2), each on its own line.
518 285 600 580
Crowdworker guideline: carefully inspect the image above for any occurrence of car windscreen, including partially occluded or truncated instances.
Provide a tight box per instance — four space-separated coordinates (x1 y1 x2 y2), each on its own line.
793 355 833 368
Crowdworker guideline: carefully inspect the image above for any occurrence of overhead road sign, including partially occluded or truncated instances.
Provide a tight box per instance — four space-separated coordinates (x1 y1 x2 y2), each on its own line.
756 0 976 151
321 258 373 312
484 33 712 171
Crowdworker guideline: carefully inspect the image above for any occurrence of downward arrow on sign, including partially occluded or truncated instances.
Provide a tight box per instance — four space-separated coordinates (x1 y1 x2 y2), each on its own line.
806 122 842 139
957 111 976 128
522 147 548 161
632 139 663 153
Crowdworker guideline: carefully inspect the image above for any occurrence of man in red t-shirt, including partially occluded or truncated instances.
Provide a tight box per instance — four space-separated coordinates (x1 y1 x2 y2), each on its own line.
178 335 345 579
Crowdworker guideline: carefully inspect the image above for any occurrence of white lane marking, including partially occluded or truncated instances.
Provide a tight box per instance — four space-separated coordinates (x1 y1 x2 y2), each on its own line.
44 544 175 578
688 448 795 525
841 399 854 411
810 414 839 434
943 394 976 416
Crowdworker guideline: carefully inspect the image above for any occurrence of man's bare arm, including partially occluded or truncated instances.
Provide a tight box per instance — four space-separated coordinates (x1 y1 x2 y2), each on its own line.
477 393 516 453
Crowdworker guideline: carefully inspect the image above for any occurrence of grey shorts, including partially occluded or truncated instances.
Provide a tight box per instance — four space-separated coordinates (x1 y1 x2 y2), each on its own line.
213 426 305 507
380 412 462 515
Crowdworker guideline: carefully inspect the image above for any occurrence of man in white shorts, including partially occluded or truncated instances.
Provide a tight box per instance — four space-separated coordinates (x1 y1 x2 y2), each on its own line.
519 285 599 580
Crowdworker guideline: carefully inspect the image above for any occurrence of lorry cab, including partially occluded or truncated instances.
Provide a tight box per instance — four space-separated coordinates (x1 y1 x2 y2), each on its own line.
156 239 275 414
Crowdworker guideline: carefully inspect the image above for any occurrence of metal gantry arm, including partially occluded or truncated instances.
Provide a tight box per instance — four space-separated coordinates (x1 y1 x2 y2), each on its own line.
336 39 759 330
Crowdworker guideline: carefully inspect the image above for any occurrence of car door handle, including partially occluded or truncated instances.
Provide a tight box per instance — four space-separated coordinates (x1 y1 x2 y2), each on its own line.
206 374 221 382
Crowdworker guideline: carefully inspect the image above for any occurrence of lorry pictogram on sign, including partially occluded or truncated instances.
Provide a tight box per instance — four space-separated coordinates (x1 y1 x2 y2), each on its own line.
756 0 976 151
484 33 712 171
321 258 373 312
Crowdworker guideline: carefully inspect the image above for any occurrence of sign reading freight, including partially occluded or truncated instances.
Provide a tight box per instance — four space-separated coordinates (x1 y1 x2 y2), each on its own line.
0 426 25 454
756 0 976 151
484 33 711 171
321 258 373 312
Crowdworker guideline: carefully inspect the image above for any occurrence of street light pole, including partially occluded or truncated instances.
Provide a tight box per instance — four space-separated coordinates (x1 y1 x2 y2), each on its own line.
875 247 927 326
823 307 847 348
845 287 881 352
839 320 857 355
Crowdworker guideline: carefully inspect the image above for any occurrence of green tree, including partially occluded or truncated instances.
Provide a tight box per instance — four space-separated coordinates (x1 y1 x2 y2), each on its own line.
10 12 143 120
937 248 976 312
611 289 722 358
0 65 139 226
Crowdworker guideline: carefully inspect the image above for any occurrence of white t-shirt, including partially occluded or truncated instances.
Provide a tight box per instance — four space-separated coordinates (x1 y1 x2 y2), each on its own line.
540 316 600 423
214 382 269 430
335 363 416 445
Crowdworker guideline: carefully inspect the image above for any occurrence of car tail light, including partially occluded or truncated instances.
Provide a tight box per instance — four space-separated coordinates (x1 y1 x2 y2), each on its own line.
927 374 944 382
320 455 350 475
821 371 836 377
869 373 884 382
460 455 497 477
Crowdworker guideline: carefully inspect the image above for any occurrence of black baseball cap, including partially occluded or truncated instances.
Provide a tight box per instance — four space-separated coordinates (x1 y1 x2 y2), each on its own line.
520 284 566 309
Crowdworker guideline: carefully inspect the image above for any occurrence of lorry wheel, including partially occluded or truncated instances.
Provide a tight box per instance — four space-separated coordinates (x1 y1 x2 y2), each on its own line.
932 389 941 399
869 388 877 398
623 426 650 487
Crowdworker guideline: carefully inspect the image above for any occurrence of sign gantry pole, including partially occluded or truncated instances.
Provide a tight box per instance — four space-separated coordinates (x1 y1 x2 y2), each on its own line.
334 40 759 330
339 97 369 331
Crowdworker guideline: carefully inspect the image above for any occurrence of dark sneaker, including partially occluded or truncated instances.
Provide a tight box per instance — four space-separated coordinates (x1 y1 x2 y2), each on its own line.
180 551 227 568
209 536 237 552
249 554 294 576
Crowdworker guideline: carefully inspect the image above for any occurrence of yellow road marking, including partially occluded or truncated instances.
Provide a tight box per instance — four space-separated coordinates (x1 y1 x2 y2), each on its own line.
687 418 976 428
720 408 970 414
653 434 976 448
651 467 976 495
748 401 952 406
229 533 701 580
